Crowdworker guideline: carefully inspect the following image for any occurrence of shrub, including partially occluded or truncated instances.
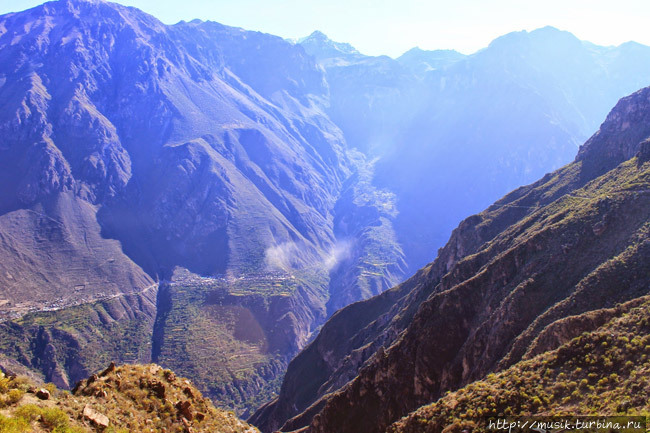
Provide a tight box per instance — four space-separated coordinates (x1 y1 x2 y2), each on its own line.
6 390 24 406
45 383 58 396
40 407 70 430
0 414 30 433
14 404 42 422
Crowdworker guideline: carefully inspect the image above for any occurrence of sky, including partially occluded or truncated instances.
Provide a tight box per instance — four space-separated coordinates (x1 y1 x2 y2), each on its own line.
1 0 649 57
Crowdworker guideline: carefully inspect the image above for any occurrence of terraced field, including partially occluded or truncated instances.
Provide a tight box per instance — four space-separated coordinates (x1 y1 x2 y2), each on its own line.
152 270 320 415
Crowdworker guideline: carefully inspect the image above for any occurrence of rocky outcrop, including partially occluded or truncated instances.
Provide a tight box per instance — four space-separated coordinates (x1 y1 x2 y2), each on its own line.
82 405 110 428
0 362 258 433
576 87 650 176
638 138 650 163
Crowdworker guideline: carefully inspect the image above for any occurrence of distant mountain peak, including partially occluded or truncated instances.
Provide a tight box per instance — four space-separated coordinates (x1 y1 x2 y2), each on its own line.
303 30 328 41
55 0 108 11
531 24 562 33
488 26 581 50
401 46 461 55
61 0 105 4
397 46 465 74
298 30 360 60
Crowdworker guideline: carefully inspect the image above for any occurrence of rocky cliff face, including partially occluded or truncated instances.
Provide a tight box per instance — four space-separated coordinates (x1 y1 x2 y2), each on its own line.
254 88 650 433
388 296 650 433
0 0 406 414
2 0 650 421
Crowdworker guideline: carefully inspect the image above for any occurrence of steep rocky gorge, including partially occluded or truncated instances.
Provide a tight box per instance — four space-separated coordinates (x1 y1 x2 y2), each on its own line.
0 0 405 414
253 88 650 433
300 28 650 273
2 0 650 424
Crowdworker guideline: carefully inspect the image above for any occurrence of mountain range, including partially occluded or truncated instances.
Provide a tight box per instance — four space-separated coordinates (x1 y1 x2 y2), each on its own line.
0 0 648 424
252 86 650 432
0 0 409 414
299 27 650 272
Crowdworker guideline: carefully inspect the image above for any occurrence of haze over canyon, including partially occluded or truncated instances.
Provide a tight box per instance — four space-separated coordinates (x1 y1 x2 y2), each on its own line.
0 1 648 433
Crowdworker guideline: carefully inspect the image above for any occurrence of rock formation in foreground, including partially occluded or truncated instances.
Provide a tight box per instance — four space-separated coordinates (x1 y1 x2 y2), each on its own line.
0 362 258 432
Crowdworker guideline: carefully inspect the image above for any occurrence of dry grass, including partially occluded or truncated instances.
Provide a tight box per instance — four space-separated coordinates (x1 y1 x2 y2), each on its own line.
0 364 259 433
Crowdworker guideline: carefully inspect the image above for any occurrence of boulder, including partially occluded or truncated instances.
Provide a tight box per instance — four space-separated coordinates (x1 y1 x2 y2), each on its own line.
82 405 110 428
35 388 50 400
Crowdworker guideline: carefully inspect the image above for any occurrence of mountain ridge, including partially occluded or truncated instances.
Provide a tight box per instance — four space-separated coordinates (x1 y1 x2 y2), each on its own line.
1 0 650 421
388 295 650 433
252 87 650 433
0 0 406 415
301 26 650 274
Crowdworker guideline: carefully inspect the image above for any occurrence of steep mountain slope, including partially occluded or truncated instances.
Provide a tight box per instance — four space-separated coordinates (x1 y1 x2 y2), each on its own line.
252 88 650 433
0 0 405 414
0 362 259 432
0 285 158 390
299 31 422 158
301 28 650 273
389 296 650 433
3 0 650 421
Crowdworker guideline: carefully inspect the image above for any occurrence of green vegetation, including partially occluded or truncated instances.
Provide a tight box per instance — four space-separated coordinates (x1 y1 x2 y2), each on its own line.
0 371 86 433
0 294 155 389
388 297 650 433
0 364 257 433
155 274 302 414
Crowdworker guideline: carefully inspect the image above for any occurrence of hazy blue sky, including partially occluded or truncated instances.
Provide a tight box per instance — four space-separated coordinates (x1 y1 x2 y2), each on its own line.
2 0 649 57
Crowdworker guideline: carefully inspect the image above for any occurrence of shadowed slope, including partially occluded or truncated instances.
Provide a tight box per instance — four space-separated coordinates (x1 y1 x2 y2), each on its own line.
253 88 650 433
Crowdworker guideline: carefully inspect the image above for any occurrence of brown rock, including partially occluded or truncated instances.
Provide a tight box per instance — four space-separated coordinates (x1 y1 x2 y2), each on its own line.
150 380 166 399
36 388 50 400
100 361 116 377
163 370 176 383
183 386 194 398
176 400 194 420
71 380 84 395
592 220 606 236
82 404 110 428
